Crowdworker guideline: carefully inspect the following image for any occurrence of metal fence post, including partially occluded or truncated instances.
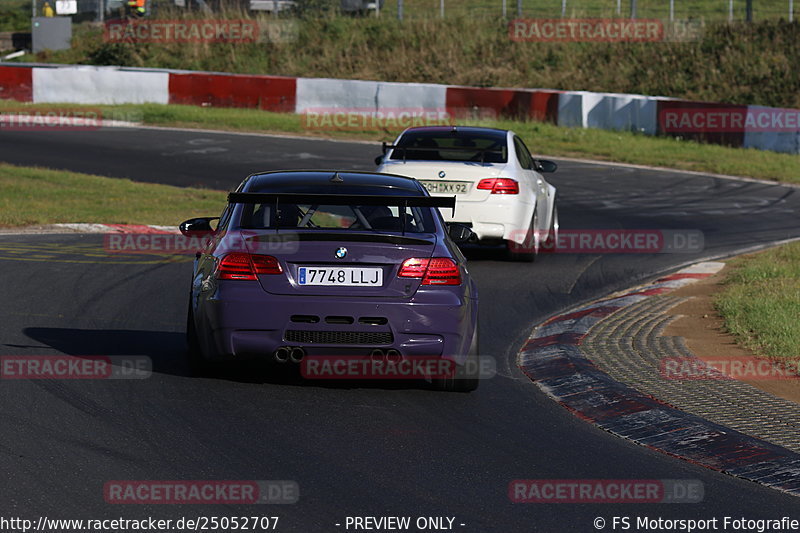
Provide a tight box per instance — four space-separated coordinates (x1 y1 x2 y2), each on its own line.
729 0 734 22
517 0 522 18
790 0 794 21
502 0 507 18
561 0 566 17
616 0 621 15
630 0 637 18
669 0 674 21
440 0 444 18
746 0 753 21
398 0 403 21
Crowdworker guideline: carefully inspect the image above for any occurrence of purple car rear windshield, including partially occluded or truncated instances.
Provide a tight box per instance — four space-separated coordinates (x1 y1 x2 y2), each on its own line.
239 203 436 233
390 131 508 163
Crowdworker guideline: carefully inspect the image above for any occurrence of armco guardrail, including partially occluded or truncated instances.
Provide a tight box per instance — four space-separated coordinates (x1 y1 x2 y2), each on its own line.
0 63 797 155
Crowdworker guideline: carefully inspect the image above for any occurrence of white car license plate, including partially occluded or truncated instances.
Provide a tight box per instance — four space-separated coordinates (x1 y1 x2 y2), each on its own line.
298 267 383 286
420 181 469 194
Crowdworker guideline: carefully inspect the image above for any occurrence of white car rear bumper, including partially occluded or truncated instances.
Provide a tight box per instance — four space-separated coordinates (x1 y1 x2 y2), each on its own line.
442 196 534 244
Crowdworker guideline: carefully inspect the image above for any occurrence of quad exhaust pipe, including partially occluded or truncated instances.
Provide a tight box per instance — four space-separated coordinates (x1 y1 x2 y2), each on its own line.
274 347 290 363
386 349 402 363
369 348 402 363
276 346 399 364
273 346 305 363
289 347 305 363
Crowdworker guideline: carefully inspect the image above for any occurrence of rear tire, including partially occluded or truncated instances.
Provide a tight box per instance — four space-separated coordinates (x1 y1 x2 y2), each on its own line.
506 209 538 262
186 303 212 376
434 328 480 393
540 206 558 253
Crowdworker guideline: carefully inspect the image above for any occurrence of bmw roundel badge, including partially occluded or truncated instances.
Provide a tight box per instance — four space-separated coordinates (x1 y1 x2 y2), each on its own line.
438 171 446 178
335 247 347 259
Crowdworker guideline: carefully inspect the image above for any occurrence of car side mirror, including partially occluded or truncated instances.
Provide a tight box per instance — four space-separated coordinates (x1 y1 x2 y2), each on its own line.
179 217 219 237
374 155 384 166
535 159 557 173
447 223 475 244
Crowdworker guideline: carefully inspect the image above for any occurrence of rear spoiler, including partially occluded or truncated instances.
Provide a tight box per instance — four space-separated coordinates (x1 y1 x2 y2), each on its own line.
228 192 455 235
228 192 455 214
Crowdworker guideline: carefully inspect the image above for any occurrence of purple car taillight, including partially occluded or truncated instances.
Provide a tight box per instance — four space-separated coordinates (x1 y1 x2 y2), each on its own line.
216 253 282 280
398 258 461 285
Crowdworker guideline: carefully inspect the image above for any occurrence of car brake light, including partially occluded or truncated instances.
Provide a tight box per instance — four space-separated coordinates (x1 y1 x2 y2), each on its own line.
398 258 461 285
217 253 282 280
477 177 519 194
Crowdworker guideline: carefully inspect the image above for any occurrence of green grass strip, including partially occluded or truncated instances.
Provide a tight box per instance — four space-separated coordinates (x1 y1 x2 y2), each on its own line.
0 162 226 227
715 241 800 361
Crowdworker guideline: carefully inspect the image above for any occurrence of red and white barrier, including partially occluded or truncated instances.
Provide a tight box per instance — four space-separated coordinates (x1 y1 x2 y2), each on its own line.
0 65 33 102
0 62 797 155
445 86 560 122
655 98 747 148
170 71 296 112
295 78 445 114
557 91 657 135
743 105 800 154
295 77 380 113
33 65 169 105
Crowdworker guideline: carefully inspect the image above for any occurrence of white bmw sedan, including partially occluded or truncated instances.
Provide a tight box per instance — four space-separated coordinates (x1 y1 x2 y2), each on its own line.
376 126 558 261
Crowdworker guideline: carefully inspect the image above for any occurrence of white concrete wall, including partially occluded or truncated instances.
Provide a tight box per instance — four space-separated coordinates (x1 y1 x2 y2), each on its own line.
743 105 800 155
295 77 379 113
32 66 169 105
559 90 657 135
296 77 446 114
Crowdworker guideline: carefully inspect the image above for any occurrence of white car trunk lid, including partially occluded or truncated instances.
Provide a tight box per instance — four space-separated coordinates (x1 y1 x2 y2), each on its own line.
379 161 507 202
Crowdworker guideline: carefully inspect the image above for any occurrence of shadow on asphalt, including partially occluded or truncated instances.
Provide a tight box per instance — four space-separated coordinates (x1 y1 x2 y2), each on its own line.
21 327 451 393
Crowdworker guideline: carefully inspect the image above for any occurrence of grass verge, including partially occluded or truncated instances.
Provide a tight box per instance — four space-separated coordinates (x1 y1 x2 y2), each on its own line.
0 163 226 227
2 100 799 184
715 242 800 361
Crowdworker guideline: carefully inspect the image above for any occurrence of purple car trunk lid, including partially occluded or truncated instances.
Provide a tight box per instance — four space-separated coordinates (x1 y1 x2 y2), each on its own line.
241 231 437 298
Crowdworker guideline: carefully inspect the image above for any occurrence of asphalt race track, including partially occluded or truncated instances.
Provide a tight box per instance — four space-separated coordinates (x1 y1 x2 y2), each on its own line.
2 126 800 531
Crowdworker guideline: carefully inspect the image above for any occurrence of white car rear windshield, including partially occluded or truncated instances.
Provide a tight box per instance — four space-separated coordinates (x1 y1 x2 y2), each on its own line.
390 131 508 163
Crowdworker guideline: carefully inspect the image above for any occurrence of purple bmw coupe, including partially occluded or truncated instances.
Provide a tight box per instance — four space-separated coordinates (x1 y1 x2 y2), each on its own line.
181 170 480 392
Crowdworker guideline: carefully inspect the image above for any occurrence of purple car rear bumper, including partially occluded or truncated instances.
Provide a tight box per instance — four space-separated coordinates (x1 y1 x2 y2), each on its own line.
196 281 477 362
